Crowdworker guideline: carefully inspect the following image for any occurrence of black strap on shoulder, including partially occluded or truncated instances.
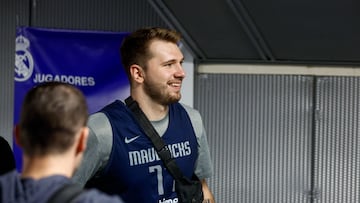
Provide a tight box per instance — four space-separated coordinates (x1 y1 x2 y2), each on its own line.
125 96 184 180
47 183 84 203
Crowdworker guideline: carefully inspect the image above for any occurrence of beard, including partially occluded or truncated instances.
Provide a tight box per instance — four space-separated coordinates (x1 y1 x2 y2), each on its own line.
143 79 181 105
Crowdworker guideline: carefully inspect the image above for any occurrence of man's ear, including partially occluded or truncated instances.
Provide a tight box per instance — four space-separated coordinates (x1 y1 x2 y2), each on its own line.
13 125 22 148
75 127 89 155
130 64 144 83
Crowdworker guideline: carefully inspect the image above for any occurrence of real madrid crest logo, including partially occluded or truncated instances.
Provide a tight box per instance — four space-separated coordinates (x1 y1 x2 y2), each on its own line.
15 35 34 82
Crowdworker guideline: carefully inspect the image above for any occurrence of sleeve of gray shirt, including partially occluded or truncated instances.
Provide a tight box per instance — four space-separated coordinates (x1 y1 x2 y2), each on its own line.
72 112 113 186
181 103 214 180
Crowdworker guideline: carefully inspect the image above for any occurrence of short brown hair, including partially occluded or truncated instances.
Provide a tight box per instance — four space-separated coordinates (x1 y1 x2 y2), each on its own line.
120 27 181 80
19 82 88 156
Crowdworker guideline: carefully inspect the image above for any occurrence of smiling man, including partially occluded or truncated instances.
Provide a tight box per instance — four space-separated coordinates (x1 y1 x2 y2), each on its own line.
73 27 215 203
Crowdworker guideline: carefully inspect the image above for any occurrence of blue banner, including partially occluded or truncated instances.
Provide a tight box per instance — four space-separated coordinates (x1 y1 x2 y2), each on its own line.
14 27 130 170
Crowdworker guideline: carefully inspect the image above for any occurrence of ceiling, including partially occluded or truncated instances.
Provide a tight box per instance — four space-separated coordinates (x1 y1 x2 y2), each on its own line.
150 0 360 66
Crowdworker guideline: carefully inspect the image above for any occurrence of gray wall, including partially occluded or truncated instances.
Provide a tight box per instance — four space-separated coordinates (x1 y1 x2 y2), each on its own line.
0 0 23 145
195 74 360 202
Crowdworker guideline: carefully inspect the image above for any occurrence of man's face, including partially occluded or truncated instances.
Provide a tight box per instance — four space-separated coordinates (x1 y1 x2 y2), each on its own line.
142 40 185 105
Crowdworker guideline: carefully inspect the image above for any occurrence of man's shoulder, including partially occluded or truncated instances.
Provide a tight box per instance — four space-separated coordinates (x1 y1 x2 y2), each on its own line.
88 100 126 125
100 100 127 113
179 103 202 122
0 170 18 183
178 103 204 138
78 189 124 203
89 112 109 123
90 100 133 123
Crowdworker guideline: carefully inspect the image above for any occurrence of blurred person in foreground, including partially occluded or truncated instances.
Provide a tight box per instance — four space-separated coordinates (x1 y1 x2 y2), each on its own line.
0 82 124 203
0 136 16 175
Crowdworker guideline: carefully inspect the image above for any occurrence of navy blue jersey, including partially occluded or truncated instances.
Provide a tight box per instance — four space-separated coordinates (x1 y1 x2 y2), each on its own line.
86 100 199 203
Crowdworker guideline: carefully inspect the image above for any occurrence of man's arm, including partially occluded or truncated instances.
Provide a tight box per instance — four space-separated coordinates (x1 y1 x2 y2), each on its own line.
181 104 215 202
72 112 113 186
181 103 214 179
201 179 215 203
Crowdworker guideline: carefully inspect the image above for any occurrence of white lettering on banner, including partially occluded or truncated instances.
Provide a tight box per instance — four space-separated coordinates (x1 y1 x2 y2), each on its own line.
158 197 179 203
129 141 191 166
33 73 95 86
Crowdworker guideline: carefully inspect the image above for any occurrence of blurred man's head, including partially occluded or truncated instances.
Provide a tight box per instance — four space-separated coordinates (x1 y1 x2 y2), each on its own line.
17 82 89 158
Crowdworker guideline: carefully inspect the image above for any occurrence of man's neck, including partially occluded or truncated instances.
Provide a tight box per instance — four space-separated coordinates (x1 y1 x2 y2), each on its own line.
131 94 169 121
21 155 75 180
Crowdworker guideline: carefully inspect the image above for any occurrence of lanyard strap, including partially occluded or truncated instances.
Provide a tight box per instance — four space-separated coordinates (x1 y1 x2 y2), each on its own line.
125 96 184 180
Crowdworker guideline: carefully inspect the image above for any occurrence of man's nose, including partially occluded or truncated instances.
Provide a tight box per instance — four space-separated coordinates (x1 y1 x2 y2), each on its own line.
175 64 186 78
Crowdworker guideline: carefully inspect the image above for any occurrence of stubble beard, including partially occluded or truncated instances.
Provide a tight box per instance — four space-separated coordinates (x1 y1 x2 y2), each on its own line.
143 80 181 105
